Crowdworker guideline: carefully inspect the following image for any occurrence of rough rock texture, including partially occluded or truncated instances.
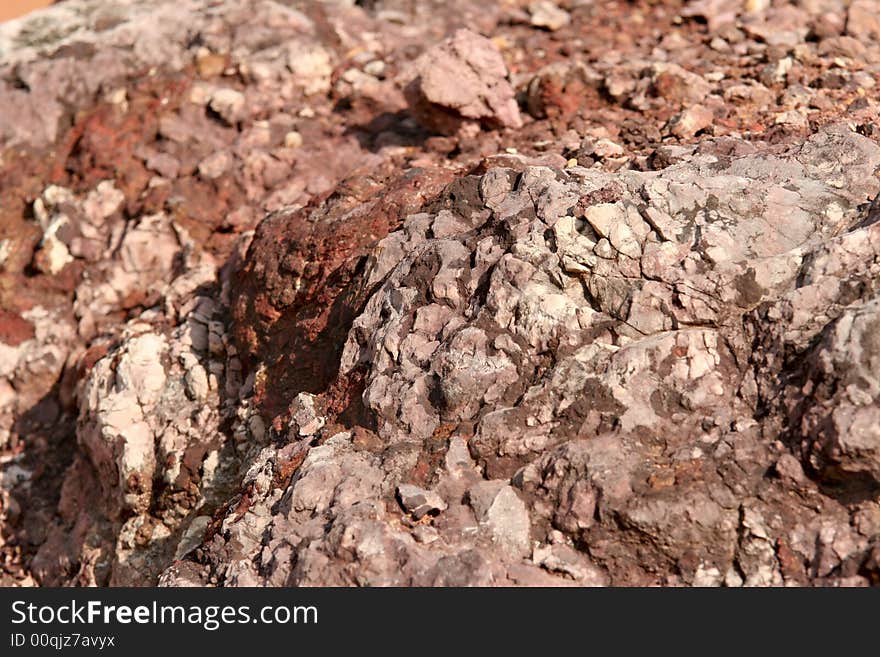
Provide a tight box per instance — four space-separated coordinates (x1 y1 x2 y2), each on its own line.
175 124 880 587
2 0 880 587
406 29 523 133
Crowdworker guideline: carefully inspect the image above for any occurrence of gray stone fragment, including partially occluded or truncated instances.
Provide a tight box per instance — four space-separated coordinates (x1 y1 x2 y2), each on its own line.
407 29 522 131
468 481 531 558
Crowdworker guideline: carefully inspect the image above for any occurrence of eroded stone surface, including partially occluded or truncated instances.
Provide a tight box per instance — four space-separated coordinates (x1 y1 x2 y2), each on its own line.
167 123 880 587
2 0 880 588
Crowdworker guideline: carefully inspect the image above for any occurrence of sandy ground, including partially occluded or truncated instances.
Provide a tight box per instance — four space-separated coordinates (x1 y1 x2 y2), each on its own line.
0 0 54 23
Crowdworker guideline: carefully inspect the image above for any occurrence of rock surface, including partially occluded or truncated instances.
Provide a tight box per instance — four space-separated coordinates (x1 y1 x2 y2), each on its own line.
1 0 880 587
406 29 523 133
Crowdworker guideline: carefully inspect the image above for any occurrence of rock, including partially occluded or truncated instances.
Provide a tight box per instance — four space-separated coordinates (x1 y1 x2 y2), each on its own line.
724 81 774 106
741 6 811 47
795 298 880 484
680 0 739 32
196 50 227 79
774 109 809 129
73 212 183 338
145 151 181 179
5 0 880 591
847 0 880 42
34 232 73 275
397 484 448 519
743 0 770 13
174 516 212 559
364 60 386 78
668 104 714 138
445 436 475 475
774 453 808 486
813 12 846 39
290 392 325 437
593 138 625 158
284 130 303 149
287 44 334 96
48 279 235 585
468 482 532 558
532 543 607 584
406 28 522 133
198 151 232 179
529 2 571 32
524 61 602 120
651 63 713 106
209 88 245 125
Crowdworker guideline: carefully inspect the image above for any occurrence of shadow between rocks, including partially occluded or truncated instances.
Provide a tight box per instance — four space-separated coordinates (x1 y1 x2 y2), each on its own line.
2 382 77 583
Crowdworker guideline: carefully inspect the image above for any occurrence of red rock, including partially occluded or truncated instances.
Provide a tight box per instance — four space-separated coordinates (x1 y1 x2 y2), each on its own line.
0 310 35 346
